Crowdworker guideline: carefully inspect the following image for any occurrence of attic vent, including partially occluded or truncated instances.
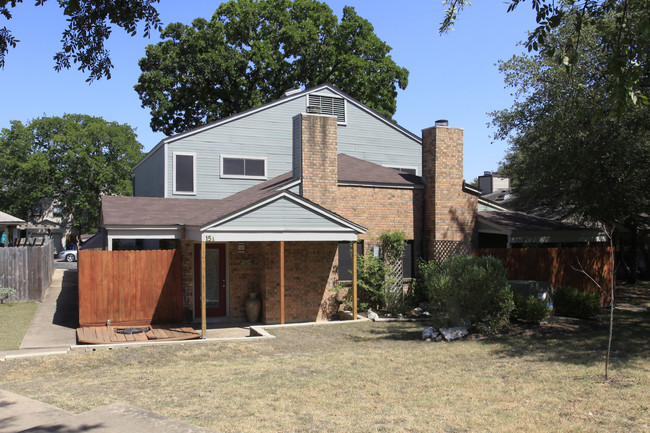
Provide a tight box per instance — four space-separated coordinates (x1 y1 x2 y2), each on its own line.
308 94 345 123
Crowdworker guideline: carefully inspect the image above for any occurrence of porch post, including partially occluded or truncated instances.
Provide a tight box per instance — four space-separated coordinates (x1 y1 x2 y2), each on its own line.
280 241 285 324
201 240 207 338
352 241 358 320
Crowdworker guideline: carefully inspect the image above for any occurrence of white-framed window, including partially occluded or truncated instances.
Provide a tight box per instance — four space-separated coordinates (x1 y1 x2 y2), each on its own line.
308 94 346 124
173 152 196 195
220 155 267 180
384 165 418 175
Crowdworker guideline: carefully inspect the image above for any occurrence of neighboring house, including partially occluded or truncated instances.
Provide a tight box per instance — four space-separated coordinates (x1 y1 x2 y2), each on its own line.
100 84 479 324
477 210 606 248
17 198 75 253
0 210 25 246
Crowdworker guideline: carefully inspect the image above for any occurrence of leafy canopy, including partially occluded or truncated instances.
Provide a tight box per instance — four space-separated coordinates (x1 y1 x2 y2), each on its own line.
440 0 650 109
0 114 143 232
0 0 161 81
135 0 409 136
492 8 650 226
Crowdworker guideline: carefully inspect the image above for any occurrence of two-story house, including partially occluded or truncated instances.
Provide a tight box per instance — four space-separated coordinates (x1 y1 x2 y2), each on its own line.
99 84 478 324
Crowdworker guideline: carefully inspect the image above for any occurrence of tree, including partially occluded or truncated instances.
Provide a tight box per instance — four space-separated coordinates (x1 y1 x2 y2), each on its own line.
0 0 161 81
135 0 409 136
0 114 143 232
492 10 650 227
440 0 650 108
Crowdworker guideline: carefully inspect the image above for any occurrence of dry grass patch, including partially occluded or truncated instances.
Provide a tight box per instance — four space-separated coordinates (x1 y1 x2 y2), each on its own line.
0 302 38 350
1 309 649 432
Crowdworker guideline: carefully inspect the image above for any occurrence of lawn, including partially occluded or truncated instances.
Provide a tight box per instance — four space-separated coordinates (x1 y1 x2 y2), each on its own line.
1 283 648 433
0 302 38 350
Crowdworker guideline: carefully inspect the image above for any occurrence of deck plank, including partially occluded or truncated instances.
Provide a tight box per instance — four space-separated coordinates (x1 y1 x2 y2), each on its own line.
76 325 200 345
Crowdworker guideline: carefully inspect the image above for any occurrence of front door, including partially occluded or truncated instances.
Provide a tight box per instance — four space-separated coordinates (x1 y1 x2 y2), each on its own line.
194 243 227 318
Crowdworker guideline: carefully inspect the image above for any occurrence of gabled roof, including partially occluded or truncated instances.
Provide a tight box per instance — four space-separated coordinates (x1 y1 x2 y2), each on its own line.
103 172 365 235
134 84 421 171
0 210 25 225
102 173 297 227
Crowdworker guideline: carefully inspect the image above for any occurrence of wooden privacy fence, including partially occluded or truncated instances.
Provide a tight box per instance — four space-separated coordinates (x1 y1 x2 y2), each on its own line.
473 247 614 306
0 239 53 302
78 249 182 327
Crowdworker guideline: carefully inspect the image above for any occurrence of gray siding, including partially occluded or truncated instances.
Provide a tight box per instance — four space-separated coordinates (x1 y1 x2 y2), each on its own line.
213 197 346 230
133 145 164 197
160 88 421 199
337 103 422 175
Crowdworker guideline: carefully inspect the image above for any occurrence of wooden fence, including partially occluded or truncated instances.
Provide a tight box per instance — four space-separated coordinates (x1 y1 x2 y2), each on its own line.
473 247 614 306
0 239 54 302
78 249 182 327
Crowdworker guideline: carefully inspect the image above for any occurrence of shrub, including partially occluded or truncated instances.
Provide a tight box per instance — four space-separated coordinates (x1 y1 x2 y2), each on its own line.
357 253 387 309
553 285 601 319
0 287 16 303
511 292 549 325
415 255 514 333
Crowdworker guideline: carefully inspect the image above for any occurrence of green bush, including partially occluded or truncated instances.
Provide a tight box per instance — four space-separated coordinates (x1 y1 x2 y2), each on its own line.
415 255 514 333
511 292 549 325
553 285 601 319
357 253 387 309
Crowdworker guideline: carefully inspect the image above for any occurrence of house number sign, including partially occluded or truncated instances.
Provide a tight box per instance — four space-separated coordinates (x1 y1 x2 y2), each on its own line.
205 235 216 242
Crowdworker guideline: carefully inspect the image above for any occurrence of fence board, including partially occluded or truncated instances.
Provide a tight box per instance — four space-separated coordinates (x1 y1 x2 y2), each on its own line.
0 240 53 302
473 246 614 306
78 249 182 326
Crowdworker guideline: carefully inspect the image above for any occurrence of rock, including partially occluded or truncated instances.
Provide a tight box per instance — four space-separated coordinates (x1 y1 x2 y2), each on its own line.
397 313 404 319
439 327 469 341
421 311 431 317
385 312 393 318
422 326 436 341
367 308 379 321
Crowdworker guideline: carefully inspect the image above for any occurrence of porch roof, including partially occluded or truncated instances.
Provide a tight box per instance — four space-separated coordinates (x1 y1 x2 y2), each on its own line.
0 210 25 225
102 172 366 242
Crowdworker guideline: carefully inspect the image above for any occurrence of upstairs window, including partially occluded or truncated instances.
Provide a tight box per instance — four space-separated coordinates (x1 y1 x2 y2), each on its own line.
173 152 196 195
221 155 267 179
308 94 346 123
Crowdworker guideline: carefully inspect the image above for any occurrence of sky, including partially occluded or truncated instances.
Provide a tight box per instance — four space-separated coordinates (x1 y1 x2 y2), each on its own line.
0 1 536 180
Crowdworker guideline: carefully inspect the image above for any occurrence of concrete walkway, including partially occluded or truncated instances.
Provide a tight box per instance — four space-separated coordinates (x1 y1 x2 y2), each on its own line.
19 269 78 350
0 389 218 433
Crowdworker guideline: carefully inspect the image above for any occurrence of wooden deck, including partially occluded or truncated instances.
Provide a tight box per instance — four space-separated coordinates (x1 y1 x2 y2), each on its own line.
76 325 200 345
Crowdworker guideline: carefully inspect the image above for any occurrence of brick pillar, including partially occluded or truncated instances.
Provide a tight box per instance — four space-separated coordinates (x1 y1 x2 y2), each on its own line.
293 113 338 210
422 121 476 261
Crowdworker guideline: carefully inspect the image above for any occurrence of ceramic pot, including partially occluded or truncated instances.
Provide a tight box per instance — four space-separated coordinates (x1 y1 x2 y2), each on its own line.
245 292 261 322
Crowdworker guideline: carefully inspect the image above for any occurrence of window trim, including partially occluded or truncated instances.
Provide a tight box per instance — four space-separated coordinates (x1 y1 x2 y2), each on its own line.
383 165 419 176
220 155 268 180
172 151 196 195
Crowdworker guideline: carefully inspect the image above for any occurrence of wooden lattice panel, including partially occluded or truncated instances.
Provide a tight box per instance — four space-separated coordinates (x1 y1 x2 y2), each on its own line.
433 240 471 264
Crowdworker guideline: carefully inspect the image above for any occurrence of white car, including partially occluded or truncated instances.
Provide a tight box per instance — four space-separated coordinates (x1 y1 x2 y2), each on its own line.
58 249 78 262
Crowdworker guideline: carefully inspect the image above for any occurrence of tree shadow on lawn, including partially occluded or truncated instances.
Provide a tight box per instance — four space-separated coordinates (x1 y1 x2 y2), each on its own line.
477 309 650 368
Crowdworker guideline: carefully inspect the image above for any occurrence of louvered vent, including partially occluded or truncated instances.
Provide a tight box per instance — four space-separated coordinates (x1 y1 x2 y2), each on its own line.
308 94 345 123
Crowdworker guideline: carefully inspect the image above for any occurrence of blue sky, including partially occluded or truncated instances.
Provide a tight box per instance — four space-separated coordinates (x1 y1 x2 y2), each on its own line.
0 1 535 180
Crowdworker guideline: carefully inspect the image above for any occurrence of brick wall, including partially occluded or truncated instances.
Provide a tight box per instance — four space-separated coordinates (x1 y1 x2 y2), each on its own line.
257 241 338 324
422 124 477 261
296 113 338 210
337 185 423 257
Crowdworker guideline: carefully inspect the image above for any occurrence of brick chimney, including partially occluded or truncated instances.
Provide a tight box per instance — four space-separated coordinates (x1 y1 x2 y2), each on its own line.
292 113 338 210
422 120 477 261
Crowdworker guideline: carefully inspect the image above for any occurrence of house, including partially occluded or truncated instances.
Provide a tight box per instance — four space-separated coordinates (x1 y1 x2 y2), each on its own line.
98 84 478 325
0 210 25 246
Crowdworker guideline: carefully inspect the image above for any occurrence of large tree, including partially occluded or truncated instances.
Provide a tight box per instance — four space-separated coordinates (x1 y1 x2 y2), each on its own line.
135 0 409 136
440 0 650 109
492 9 650 227
0 0 161 81
0 114 143 232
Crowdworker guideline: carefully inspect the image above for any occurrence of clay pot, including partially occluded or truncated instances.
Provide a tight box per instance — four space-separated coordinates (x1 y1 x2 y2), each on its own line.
245 292 261 322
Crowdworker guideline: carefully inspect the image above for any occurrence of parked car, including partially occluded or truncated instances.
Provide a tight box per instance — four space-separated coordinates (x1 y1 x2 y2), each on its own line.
58 249 78 262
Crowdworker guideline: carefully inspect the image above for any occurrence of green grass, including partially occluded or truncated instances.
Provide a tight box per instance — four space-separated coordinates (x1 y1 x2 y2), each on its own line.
0 302 38 350
1 299 649 433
